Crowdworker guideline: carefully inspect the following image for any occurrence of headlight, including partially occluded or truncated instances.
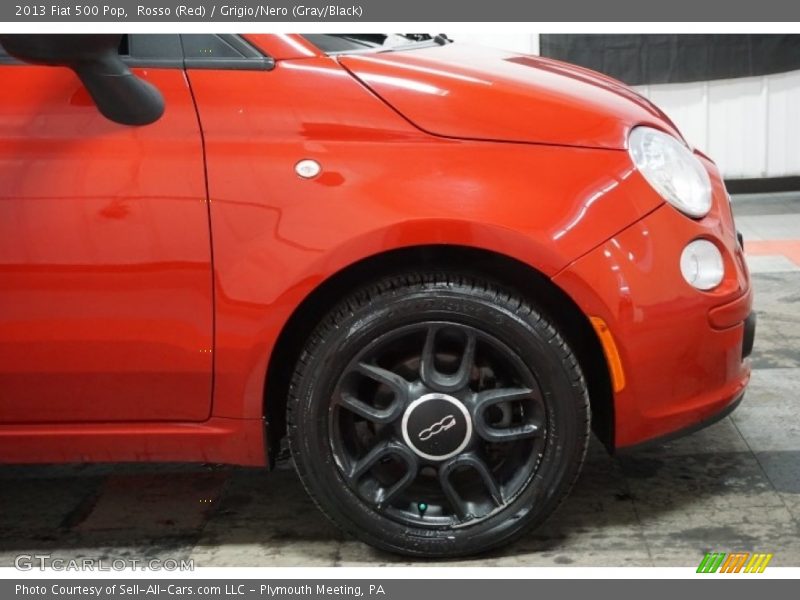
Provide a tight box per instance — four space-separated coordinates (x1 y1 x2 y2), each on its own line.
628 126 712 218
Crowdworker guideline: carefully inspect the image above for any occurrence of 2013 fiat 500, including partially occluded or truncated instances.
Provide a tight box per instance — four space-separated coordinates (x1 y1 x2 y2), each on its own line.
0 34 755 557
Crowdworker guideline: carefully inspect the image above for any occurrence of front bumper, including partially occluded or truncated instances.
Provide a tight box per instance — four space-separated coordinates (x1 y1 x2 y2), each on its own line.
620 389 746 452
553 165 753 449
618 310 752 450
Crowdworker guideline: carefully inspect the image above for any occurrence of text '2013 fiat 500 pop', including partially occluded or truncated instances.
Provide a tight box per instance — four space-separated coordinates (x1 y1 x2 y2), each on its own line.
0 33 755 557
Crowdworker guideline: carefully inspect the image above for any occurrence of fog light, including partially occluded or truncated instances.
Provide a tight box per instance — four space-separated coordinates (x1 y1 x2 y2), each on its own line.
680 239 724 290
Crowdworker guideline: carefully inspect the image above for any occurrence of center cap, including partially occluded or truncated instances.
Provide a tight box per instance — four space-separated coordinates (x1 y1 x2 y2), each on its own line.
401 393 472 461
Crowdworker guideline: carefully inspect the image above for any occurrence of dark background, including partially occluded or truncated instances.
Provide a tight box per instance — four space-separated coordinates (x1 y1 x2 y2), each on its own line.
540 34 800 86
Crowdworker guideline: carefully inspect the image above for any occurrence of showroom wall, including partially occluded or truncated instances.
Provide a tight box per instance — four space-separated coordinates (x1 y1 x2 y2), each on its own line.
636 70 800 180
456 34 800 182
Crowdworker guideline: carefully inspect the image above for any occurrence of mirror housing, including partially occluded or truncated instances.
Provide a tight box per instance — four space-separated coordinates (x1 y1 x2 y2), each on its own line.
0 34 165 126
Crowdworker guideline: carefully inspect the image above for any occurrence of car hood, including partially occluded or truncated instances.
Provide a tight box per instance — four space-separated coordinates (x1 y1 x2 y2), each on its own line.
338 44 682 150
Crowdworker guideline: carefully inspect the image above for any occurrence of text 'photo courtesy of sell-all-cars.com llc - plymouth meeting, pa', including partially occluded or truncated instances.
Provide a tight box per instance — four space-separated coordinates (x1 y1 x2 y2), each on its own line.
0 33 755 558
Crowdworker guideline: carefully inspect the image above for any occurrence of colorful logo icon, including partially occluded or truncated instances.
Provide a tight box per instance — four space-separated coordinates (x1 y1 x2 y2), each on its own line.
697 552 773 573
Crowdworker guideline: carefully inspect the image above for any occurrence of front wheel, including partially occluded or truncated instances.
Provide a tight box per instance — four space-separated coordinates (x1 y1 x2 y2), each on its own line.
287 272 590 557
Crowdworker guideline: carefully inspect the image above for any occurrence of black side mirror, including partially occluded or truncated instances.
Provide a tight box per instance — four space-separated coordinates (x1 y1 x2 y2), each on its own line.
0 34 165 126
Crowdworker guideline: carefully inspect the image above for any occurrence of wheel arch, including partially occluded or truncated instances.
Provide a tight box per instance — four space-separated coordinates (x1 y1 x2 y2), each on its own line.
263 244 615 463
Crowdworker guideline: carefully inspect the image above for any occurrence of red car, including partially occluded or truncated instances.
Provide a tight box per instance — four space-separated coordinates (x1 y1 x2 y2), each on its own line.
0 33 754 557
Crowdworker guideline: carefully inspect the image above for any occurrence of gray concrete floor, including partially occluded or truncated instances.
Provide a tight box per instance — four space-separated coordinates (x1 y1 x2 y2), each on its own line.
1 195 799 567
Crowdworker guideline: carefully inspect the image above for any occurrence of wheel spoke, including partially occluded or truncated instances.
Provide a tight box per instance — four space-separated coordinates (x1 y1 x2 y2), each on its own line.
420 326 477 393
348 441 391 481
475 387 535 404
473 387 542 443
347 441 419 510
356 362 410 398
337 362 409 423
338 393 396 424
439 453 504 520
438 462 471 520
478 423 540 443
466 454 504 506
377 464 418 510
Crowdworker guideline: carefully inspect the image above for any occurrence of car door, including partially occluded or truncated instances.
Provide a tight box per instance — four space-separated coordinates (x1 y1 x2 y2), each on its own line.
0 35 213 423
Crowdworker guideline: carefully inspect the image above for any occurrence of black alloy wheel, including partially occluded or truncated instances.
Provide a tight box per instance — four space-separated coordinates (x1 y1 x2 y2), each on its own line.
288 272 590 557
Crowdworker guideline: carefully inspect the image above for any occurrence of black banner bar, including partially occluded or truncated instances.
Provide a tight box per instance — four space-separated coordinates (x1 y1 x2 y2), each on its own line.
2 0 800 23
3 579 798 600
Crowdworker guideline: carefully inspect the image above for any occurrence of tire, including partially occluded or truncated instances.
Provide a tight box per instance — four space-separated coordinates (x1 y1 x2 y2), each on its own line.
287 272 590 557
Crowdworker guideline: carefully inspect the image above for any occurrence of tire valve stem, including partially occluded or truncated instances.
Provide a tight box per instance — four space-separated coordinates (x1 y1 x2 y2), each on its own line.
418 502 428 516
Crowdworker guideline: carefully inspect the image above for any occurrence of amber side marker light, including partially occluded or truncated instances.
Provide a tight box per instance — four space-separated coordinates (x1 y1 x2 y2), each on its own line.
589 316 626 393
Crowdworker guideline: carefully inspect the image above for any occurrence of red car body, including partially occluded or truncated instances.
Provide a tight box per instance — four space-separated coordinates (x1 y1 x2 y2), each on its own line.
0 34 752 465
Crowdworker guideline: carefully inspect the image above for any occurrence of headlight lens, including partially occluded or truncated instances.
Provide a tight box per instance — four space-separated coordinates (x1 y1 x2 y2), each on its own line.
629 126 712 218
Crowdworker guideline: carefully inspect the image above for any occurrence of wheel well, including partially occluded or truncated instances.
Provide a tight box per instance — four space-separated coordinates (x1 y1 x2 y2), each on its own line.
264 245 615 462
